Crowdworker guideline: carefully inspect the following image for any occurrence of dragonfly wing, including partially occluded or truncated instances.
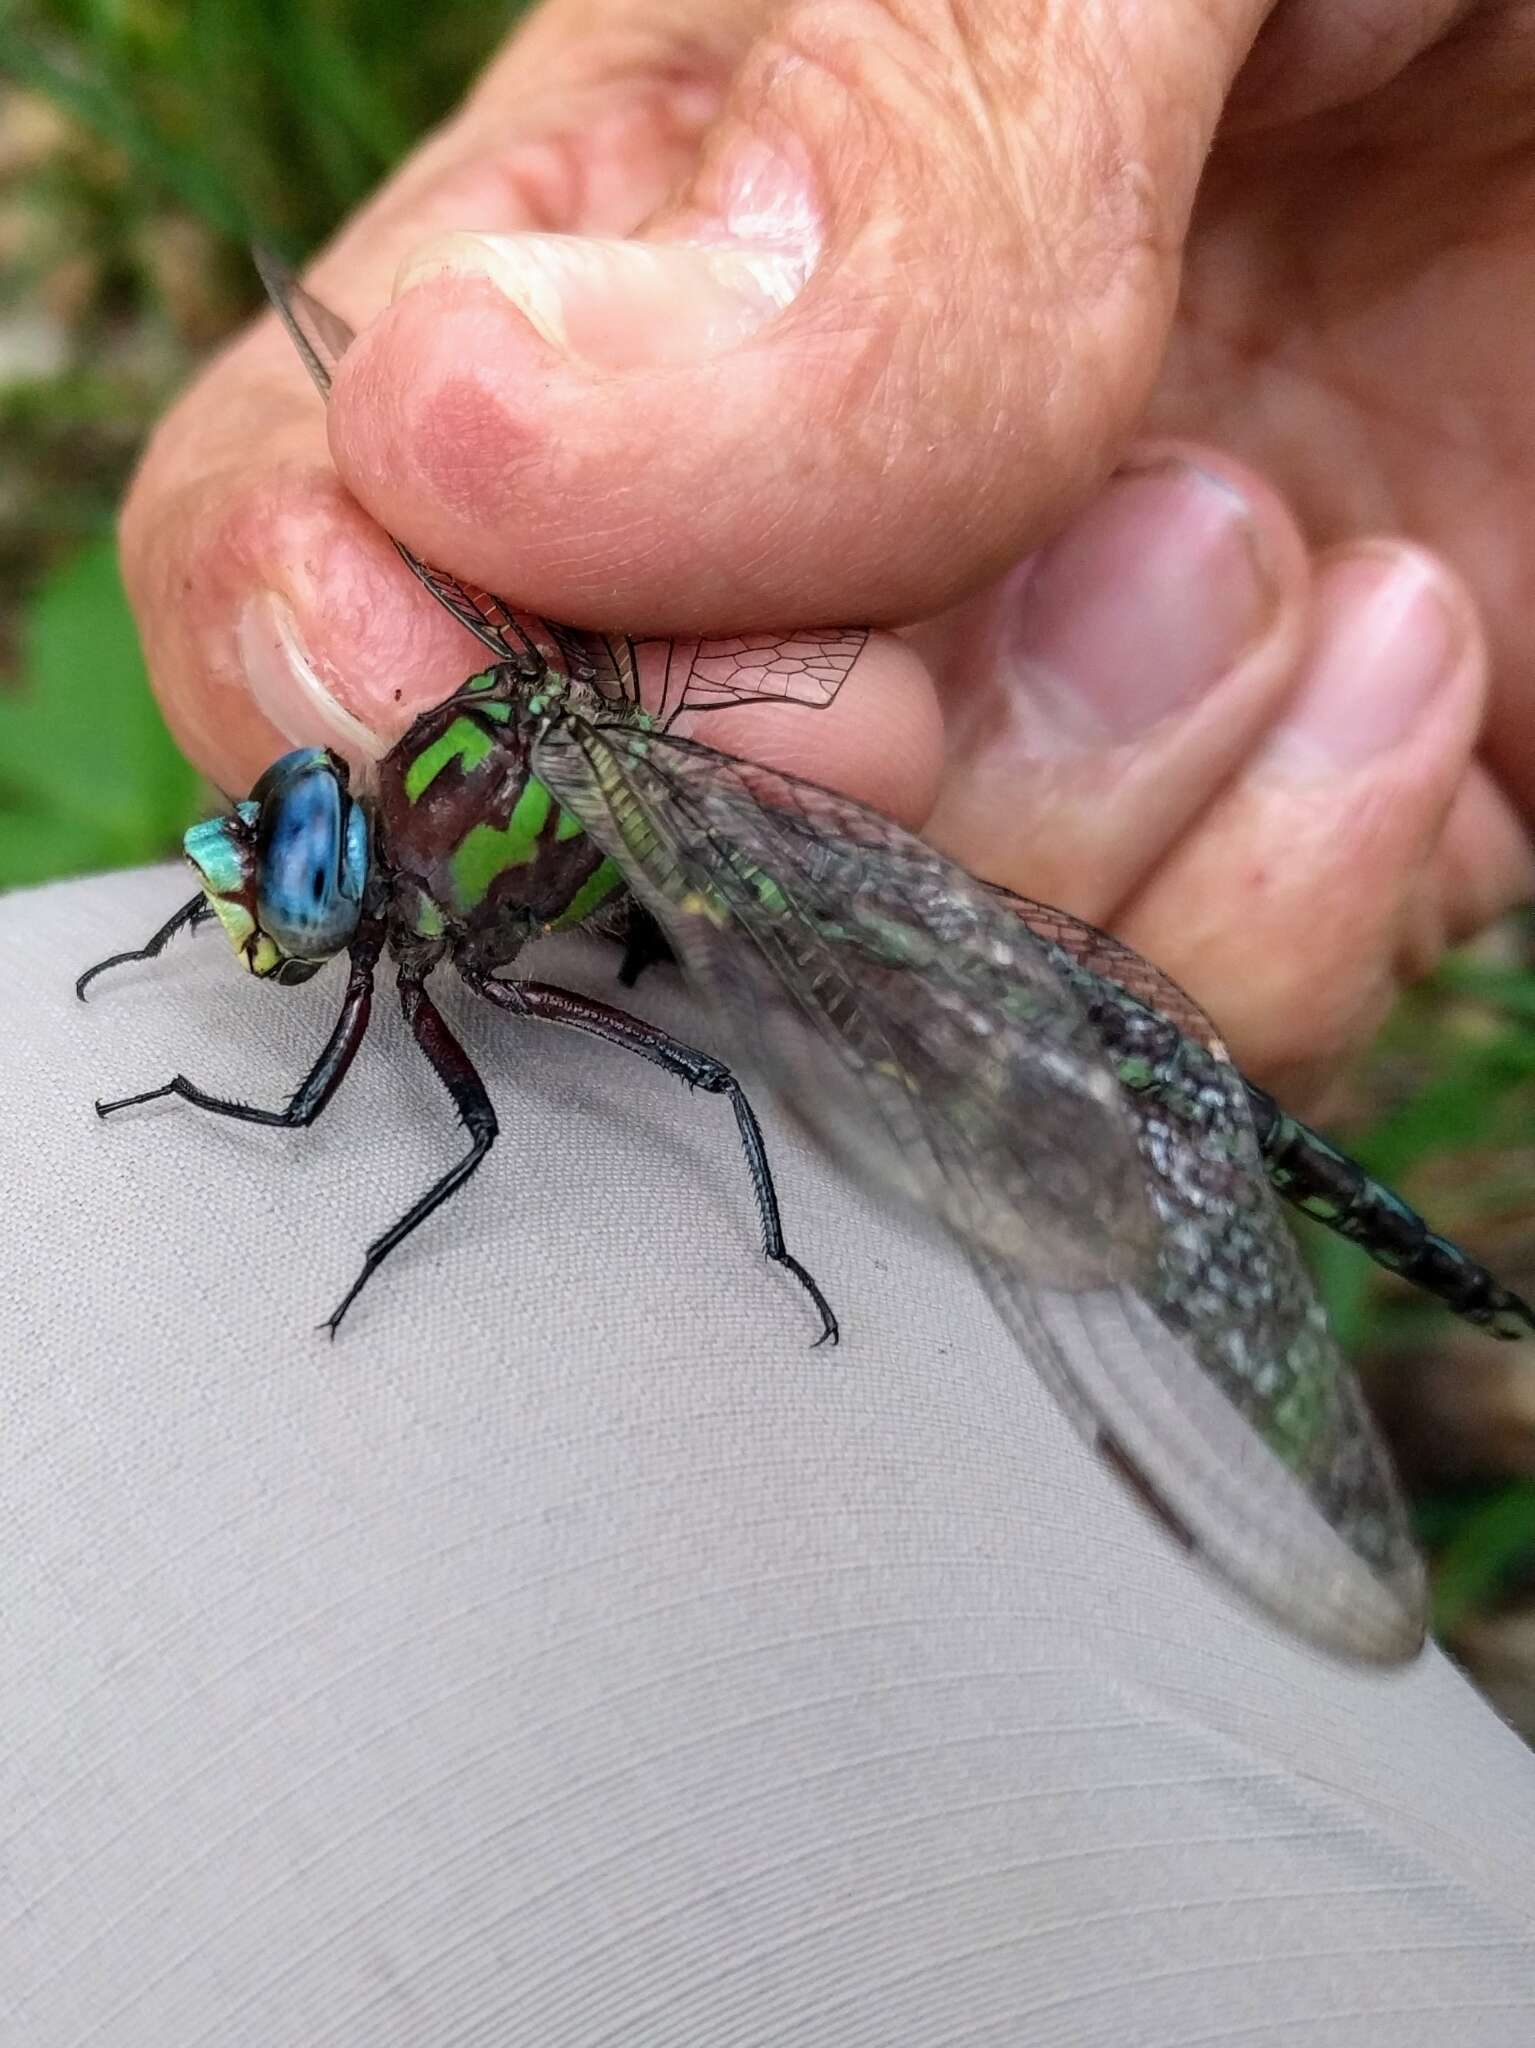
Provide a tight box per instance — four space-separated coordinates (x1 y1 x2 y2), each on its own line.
546 626 640 709
985 881 1228 1052
539 723 1158 1284
978 883 1425 1654
535 719 1426 1662
1007 1043 1426 1661
1006 1269 1424 1659
550 628 873 722
253 245 357 395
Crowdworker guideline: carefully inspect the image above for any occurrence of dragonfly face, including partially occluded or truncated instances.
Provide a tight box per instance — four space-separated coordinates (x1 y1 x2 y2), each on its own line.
184 746 370 985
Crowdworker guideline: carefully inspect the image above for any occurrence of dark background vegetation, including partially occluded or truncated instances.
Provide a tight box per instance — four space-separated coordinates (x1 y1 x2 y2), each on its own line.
4 0 1535 1722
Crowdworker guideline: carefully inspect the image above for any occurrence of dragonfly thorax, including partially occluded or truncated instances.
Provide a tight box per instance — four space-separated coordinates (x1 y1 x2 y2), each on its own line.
372 666 623 968
183 746 370 983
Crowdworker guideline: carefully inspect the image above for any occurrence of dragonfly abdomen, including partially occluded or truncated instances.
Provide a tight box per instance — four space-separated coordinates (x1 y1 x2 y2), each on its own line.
1043 930 1535 1344
1244 1081 1535 1340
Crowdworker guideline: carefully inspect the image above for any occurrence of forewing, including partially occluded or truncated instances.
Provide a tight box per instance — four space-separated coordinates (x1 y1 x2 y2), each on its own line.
541 724 1158 1283
536 719 1426 1661
986 881 1227 1052
253 245 357 395
549 628 872 723
252 247 549 673
1023 1015 1425 1662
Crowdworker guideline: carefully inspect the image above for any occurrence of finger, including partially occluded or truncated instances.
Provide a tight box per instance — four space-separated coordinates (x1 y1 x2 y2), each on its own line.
915 444 1314 914
125 413 940 824
1228 1 1474 128
115 0 750 785
325 0 1277 634
1433 765 1535 956
1114 542 1532 1105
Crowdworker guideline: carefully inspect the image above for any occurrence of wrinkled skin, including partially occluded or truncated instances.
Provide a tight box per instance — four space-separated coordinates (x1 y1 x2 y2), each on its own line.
121 0 1535 1111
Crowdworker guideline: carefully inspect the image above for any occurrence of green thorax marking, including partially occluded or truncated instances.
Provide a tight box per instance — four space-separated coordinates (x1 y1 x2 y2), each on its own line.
448 775 598 912
548 856 624 930
405 711 496 803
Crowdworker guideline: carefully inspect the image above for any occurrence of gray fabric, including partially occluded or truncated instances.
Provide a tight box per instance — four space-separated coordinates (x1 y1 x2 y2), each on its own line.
3 862 1535 2047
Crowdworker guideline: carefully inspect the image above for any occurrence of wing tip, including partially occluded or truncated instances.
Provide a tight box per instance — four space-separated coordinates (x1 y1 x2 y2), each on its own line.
1043 1286 1433 1667
250 242 293 302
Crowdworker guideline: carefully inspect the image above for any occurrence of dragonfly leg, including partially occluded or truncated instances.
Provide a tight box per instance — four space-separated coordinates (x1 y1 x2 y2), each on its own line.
95 937 379 1126
76 893 211 1002
615 904 674 989
325 975 498 1336
470 974 838 1346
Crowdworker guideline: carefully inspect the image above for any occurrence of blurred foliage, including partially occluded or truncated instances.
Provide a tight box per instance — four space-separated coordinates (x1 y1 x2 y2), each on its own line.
0 534 200 883
1305 931 1535 1714
0 0 497 251
4 0 1535 1719
0 0 508 871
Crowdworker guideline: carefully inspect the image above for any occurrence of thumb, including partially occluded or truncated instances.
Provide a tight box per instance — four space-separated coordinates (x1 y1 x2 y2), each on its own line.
326 0 1274 634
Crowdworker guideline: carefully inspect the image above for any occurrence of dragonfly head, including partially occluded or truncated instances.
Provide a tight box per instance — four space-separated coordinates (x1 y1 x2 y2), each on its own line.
183 747 370 984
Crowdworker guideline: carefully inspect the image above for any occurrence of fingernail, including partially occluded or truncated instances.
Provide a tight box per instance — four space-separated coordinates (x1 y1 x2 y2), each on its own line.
238 593 386 764
1260 547 1464 780
394 229 807 369
1005 459 1279 746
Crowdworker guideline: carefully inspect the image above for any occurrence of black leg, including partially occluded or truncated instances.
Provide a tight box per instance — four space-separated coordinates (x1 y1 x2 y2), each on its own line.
96 937 379 1126
325 976 499 1335
616 903 674 989
471 974 837 1345
76 894 211 1002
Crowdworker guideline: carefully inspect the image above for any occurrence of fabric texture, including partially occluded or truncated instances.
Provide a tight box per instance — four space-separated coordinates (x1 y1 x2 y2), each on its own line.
3 862 1535 2047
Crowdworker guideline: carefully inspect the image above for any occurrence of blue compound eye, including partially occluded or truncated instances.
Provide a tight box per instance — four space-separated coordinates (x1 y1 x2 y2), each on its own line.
182 749 370 981
253 749 370 964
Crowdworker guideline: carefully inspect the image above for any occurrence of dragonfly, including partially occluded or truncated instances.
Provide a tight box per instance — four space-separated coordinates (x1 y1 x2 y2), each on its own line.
78 248 1535 1667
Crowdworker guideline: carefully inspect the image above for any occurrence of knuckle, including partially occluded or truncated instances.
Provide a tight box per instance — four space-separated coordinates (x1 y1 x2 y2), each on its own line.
730 0 1177 472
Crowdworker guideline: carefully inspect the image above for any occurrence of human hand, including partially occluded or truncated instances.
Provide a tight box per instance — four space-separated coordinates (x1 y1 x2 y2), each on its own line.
120 0 1535 1107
